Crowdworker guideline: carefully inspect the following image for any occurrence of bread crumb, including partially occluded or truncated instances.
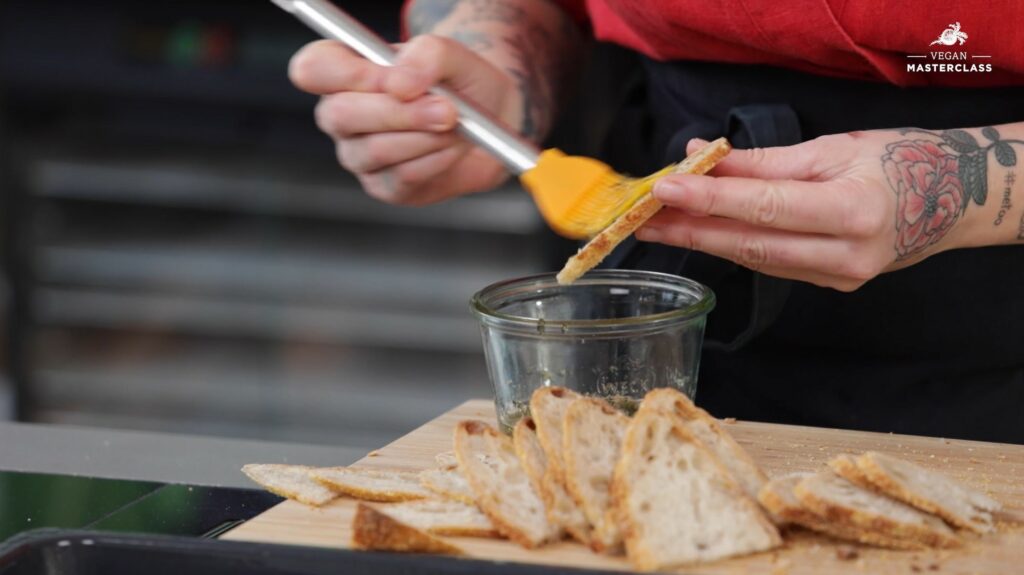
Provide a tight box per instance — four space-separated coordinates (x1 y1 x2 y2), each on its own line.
835 545 859 560
367 450 382 457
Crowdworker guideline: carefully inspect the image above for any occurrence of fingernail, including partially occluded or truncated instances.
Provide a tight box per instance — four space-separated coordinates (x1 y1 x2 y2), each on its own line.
635 227 660 242
422 98 453 130
653 179 683 200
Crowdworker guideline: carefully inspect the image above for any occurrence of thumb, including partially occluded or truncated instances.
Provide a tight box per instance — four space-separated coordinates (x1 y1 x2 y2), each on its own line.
686 137 823 180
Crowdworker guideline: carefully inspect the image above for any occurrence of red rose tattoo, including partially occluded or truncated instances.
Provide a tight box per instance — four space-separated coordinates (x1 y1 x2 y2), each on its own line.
886 127 1021 259
883 140 964 258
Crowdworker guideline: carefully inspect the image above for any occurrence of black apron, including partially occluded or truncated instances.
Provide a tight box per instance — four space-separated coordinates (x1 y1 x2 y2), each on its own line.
602 58 1024 444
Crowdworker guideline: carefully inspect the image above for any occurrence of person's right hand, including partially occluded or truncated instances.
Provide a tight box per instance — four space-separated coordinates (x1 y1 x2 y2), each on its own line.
289 36 521 205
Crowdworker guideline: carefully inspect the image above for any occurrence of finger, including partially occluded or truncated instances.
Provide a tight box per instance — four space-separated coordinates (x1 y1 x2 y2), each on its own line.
652 175 880 236
315 92 457 137
361 146 463 205
387 35 479 100
338 131 461 173
636 211 854 275
686 138 825 181
289 40 388 95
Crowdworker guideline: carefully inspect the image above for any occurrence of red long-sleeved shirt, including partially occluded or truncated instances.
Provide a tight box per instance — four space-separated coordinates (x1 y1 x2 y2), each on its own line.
409 0 1024 87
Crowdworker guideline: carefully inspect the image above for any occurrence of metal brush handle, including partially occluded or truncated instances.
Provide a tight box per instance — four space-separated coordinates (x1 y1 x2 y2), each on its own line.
271 0 541 173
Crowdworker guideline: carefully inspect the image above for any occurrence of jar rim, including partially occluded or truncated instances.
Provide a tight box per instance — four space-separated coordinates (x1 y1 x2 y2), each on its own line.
469 270 715 334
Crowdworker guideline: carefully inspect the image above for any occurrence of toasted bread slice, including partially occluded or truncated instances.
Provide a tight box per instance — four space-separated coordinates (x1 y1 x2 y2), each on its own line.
311 467 430 502
828 454 877 491
562 397 630 553
856 451 1001 534
434 451 458 470
454 420 560 548
794 471 959 548
418 469 475 504
556 137 732 285
241 464 337 507
378 498 499 538
758 473 924 550
352 502 464 554
638 388 768 502
513 417 593 544
613 409 782 571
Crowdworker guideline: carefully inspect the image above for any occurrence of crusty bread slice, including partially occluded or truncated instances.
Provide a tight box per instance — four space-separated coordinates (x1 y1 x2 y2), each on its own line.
454 420 560 548
613 409 782 571
311 467 430 502
377 498 499 538
241 464 337 507
827 454 877 491
418 468 475 504
794 471 959 548
434 451 458 470
556 137 732 285
638 387 768 502
562 397 630 553
512 417 592 544
352 502 464 555
758 473 923 550
856 451 1001 534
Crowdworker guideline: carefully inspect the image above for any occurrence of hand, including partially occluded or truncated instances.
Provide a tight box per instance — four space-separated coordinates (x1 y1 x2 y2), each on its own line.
289 35 521 205
636 132 971 292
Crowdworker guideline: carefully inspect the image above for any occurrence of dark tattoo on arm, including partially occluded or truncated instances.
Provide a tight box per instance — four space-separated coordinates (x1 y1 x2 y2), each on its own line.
407 0 460 36
884 127 1023 259
994 171 1014 226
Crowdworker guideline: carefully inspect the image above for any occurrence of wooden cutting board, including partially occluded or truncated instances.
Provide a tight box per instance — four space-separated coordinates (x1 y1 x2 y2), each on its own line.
223 399 1024 574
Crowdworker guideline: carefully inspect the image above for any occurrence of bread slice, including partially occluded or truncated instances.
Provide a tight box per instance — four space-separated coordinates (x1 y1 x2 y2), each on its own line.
311 467 431 502
562 397 630 553
758 473 923 550
556 137 732 284
855 451 1001 534
638 387 768 502
418 469 475 504
454 420 560 548
613 409 782 570
377 498 499 537
351 502 464 555
241 464 337 507
828 454 877 491
512 417 593 543
794 471 959 548
434 451 458 470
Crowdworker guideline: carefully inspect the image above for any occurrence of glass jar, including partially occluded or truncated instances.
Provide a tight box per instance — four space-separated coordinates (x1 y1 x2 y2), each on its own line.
470 270 715 433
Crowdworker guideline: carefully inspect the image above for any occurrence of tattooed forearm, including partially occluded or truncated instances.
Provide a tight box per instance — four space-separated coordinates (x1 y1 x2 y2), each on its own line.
994 171 1015 226
403 0 583 140
885 127 1024 259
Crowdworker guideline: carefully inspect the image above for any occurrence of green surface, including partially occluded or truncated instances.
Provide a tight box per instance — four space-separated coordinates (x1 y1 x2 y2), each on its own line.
0 472 160 541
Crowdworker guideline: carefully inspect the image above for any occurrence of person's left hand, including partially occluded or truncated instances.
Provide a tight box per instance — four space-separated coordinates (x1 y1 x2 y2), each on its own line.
635 132 960 292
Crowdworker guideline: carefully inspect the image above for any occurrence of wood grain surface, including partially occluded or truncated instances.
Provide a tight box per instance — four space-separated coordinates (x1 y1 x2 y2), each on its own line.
223 400 1024 574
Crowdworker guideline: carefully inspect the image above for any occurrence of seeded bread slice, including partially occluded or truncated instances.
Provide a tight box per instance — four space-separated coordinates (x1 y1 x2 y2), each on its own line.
794 471 959 548
311 467 431 502
856 451 1001 534
418 468 475 504
758 473 923 550
556 137 732 285
512 417 592 544
454 420 560 548
613 409 782 571
562 397 630 553
352 502 464 555
828 454 877 491
241 464 337 507
638 388 768 502
378 498 499 537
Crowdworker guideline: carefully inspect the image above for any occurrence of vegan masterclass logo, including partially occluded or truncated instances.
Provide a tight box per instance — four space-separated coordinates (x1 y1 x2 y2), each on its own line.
907 22 992 73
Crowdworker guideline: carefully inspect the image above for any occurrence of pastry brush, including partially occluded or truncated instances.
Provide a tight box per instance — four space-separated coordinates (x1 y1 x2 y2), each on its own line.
271 0 652 239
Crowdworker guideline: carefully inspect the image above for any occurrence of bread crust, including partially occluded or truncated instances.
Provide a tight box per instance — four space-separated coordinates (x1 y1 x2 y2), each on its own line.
556 137 732 285
351 502 465 555
311 467 430 503
241 464 337 507
828 454 879 491
794 472 960 549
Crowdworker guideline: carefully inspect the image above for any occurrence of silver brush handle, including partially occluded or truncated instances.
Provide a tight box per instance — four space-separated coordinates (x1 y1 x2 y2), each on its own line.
272 0 541 173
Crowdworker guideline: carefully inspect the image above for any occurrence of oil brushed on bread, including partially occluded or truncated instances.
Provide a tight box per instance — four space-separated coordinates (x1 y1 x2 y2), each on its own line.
311 467 431 502
613 409 782 571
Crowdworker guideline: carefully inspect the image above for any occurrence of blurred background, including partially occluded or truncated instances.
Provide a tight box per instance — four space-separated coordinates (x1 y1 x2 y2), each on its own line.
0 0 636 448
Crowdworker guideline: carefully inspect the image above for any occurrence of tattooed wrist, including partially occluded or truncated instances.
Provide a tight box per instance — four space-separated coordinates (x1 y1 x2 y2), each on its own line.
885 126 1024 259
